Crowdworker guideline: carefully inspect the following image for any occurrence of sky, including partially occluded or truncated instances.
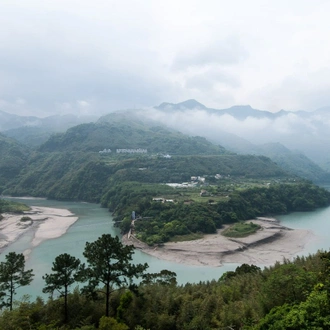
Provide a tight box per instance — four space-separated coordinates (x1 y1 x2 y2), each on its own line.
1 0 330 117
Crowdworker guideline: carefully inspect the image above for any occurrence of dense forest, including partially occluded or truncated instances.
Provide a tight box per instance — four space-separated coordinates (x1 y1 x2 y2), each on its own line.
1 235 330 329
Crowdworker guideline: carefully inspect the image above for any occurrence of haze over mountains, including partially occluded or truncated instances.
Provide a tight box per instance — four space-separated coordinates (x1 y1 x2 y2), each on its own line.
150 99 330 167
1 99 330 183
0 110 98 146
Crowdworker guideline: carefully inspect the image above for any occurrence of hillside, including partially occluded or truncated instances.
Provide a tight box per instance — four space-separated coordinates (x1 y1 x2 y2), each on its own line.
4 152 290 202
219 140 330 183
99 109 330 183
2 116 291 202
4 126 54 147
0 133 30 192
146 100 330 183
256 143 330 182
38 120 226 155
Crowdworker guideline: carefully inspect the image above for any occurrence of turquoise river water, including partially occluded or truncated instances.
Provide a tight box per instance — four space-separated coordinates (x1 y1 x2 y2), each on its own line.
2 197 330 300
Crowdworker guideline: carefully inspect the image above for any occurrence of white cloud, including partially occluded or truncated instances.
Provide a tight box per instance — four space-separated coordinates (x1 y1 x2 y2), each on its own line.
172 36 248 71
1 0 330 116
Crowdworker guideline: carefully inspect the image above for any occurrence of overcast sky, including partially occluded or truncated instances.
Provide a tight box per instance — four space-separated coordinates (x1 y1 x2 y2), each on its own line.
1 0 330 117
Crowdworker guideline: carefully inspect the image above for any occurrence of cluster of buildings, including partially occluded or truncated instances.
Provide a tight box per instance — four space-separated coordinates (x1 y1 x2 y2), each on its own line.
116 148 147 154
99 148 148 154
190 176 206 183
99 148 112 154
152 197 174 203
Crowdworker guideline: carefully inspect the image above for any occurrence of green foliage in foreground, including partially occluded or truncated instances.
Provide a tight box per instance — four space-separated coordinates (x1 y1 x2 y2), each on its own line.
222 222 261 238
0 234 167 329
3 251 330 329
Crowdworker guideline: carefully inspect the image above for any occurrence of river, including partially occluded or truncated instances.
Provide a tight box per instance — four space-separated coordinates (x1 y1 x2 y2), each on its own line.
2 197 330 300
1 198 240 299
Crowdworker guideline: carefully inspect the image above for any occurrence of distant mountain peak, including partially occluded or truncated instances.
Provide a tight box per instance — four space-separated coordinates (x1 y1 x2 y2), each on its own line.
177 99 207 109
155 99 207 111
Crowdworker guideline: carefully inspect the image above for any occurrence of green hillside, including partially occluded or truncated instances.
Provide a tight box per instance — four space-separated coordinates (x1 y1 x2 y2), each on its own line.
214 137 330 183
0 116 293 202
0 133 30 193
4 151 290 202
38 121 226 155
256 143 330 183
4 126 53 147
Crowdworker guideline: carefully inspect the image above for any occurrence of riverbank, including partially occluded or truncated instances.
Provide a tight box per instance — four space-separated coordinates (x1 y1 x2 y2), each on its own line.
0 206 78 256
123 217 317 267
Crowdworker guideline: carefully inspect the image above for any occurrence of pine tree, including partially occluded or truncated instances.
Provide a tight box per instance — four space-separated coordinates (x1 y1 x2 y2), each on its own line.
43 253 83 323
0 252 34 310
83 234 148 316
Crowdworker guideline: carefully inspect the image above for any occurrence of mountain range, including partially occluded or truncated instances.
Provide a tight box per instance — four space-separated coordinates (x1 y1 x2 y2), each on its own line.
1 100 330 183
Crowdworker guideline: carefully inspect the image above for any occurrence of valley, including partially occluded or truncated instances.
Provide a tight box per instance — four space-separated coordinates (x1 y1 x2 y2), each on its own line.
1 104 330 329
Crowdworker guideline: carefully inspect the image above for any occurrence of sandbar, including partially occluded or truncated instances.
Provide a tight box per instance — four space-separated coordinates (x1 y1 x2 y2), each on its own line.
123 217 317 267
0 206 78 255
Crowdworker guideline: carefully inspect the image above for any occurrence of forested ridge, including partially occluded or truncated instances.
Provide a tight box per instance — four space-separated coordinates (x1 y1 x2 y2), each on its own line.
38 122 226 155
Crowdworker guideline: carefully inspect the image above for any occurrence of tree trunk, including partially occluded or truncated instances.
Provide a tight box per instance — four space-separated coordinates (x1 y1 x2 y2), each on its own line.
64 285 68 323
105 282 110 317
10 277 13 311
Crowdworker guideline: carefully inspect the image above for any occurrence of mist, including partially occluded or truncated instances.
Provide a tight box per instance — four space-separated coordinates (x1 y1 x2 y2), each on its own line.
137 103 330 166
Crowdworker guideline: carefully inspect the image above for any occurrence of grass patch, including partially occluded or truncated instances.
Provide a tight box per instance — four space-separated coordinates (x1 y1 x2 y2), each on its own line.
0 200 30 213
222 222 261 238
169 233 203 242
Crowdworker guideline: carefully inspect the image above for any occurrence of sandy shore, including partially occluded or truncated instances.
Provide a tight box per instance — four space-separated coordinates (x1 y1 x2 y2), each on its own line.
123 217 317 267
0 206 78 255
